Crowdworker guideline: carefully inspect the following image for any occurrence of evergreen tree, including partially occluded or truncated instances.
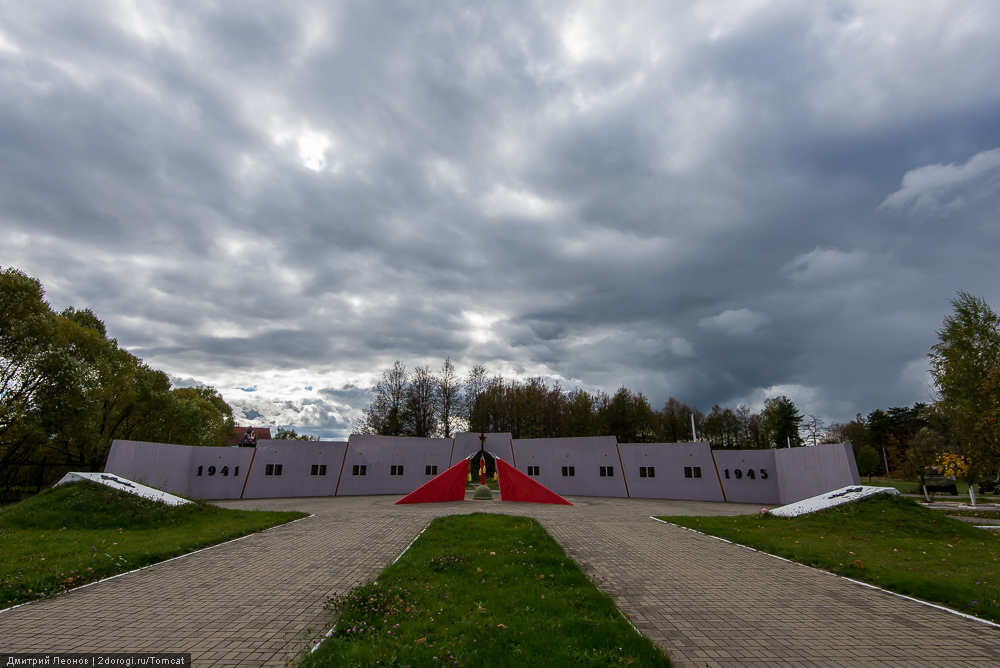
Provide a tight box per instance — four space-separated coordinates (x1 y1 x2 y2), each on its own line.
762 395 803 448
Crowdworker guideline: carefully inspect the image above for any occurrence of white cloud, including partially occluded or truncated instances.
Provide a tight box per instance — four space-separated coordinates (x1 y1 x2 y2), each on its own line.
780 247 876 283
484 185 565 220
0 29 20 54
879 147 1000 215
2 0 999 435
739 383 820 416
699 309 771 335
668 337 695 358
900 358 935 401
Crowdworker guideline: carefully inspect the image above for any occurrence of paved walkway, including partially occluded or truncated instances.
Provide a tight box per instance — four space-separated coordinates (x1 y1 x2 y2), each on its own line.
2 495 999 667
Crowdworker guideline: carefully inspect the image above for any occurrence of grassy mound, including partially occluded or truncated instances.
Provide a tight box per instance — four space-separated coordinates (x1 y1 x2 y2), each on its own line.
660 495 1000 623
303 513 671 668
0 480 306 608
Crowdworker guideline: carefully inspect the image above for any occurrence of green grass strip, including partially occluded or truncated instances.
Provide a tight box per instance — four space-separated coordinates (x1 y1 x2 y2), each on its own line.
303 513 671 668
865 477 1000 500
0 481 306 609
659 496 1000 623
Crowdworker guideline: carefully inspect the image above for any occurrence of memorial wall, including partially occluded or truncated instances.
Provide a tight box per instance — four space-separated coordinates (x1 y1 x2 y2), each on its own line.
104 434 860 504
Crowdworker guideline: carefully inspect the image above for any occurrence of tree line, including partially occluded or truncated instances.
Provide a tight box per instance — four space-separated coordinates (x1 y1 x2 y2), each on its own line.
360 290 1000 503
360 358 807 447
839 292 1000 503
1 267 235 473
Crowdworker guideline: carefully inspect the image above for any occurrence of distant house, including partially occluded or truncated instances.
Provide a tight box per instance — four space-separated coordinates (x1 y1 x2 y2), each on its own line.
230 426 272 447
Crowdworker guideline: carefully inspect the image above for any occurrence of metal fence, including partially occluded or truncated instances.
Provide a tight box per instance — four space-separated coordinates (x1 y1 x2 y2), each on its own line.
0 459 100 505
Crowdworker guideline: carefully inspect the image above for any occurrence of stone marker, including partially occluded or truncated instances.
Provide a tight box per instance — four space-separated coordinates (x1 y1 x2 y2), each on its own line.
56 471 191 506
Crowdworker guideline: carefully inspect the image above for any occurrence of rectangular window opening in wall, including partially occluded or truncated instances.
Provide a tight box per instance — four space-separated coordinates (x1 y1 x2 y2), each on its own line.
274 464 282 476
526 465 540 476
319 464 327 475
390 465 404 476
311 464 319 476
353 464 368 476
569 466 575 476
694 466 702 478
639 467 647 478
684 466 692 478
608 466 613 477
648 466 655 478
265 464 274 476
600 466 607 477
425 465 438 475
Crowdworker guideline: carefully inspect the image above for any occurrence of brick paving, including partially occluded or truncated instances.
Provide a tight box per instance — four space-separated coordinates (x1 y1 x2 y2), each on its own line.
2 494 999 667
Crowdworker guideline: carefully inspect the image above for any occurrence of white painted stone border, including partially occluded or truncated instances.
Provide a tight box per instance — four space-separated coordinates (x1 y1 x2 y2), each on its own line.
651 517 1000 629
768 484 900 518
56 472 190 506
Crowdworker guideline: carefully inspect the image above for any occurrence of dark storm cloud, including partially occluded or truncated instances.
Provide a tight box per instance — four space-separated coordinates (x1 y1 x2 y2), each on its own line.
2 1 1000 438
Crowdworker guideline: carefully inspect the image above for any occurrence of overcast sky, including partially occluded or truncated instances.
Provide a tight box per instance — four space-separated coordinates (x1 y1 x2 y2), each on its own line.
3 1 1000 439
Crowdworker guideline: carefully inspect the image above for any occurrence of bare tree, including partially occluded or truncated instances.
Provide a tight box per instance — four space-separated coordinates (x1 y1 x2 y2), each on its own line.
358 360 409 435
465 364 487 428
735 404 753 448
436 357 462 438
804 414 825 446
406 366 439 438
823 421 849 444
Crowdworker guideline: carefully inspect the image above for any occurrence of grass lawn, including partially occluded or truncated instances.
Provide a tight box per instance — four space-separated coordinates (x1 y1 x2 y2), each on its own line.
864 478 922 494
946 509 1000 520
0 480 306 609
865 477 1000 501
302 513 670 668
659 496 1000 623
466 480 500 490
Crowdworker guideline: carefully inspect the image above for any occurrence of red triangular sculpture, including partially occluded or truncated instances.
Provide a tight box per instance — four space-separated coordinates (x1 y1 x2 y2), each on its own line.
395 458 470 504
497 458 573 505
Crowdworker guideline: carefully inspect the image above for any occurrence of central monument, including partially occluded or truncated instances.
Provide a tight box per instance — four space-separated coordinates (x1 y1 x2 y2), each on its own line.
472 433 494 500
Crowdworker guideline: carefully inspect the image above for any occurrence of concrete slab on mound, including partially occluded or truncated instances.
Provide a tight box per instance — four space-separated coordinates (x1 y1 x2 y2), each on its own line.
56 472 190 506
769 484 901 517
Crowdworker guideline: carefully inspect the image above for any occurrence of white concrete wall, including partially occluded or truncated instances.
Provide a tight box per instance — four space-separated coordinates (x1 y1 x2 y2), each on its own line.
104 436 862 505
105 440 253 500
512 436 627 497
775 443 861 504
336 435 455 496
241 440 347 499
713 450 780 504
451 432 514 465
617 442 725 501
